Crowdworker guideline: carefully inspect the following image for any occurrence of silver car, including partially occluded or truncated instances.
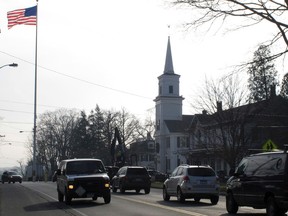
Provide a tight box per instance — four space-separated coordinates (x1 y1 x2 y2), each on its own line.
163 164 220 204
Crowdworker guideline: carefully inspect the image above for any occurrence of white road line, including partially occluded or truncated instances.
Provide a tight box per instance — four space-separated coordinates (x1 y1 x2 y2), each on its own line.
26 186 89 216
113 195 208 216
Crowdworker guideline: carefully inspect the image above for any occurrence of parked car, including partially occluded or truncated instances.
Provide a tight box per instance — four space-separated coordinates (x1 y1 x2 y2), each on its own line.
226 150 288 216
112 166 151 194
147 170 168 182
1 171 22 184
56 158 111 205
163 164 219 204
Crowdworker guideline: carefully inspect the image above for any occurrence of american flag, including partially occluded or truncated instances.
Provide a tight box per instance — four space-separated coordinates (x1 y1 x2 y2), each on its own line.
7 6 37 29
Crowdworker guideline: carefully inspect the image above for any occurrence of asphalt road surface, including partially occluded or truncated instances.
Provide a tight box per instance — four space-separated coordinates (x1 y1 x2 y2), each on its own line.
0 182 270 216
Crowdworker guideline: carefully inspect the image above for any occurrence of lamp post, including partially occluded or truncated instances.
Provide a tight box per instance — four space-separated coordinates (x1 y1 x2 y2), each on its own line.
0 63 18 69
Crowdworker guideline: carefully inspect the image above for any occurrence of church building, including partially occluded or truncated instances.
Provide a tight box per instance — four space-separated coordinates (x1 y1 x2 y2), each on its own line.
153 36 288 175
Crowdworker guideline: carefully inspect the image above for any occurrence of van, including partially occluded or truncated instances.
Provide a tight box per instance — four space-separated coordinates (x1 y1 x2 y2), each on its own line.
56 158 111 205
226 150 288 216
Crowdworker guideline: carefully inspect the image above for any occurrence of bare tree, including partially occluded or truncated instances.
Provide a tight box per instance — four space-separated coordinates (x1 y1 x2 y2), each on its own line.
172 0 288 60
36 109 79 174
112 108 138 147
191 74 252 168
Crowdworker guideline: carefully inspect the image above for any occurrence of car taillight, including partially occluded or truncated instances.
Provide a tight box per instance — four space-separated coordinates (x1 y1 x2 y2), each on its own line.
183 175 190 182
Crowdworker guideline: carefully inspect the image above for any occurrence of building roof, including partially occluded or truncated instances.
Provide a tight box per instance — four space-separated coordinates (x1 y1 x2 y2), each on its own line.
164 96 288 133
164 115 194 133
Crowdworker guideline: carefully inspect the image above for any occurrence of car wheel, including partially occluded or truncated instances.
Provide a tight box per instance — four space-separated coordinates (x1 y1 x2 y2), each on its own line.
266 196 281 216
210 195 219 205
112 182 117 193
163 186 170 201
194 198 201 203
103 193 111 204
58 191 64 202
144 187 150 194
19 180 22 184
64 190 72 205
226 192 238 214
177 187 185 203
120 183 125 194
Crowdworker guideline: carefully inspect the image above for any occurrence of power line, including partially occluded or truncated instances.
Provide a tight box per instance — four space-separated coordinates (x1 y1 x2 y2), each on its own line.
0 50 153 100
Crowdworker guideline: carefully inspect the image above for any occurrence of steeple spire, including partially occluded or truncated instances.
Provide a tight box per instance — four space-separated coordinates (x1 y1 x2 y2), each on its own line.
163 36 174 74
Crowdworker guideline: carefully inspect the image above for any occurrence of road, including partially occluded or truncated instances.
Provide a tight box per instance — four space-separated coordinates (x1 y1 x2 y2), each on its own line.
0 182 269 216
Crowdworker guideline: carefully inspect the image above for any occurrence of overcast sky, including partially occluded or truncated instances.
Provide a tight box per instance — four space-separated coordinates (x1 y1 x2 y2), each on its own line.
0 0 286 168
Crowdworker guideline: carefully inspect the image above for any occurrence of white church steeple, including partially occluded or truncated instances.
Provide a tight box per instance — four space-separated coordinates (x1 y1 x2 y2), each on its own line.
154 36 184 172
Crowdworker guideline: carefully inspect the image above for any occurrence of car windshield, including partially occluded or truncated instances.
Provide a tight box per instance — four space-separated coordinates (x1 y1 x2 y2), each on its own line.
188 168 215 177
127 168 147 175
8 171 18 175
66 161 105 175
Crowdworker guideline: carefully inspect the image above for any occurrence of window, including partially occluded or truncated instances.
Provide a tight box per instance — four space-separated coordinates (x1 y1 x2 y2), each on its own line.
166 137 170 148
169 85 173 94
171 167 178 177
245 154 286 176
66 161 105 175
176 167 184 176
177 136 188 148
188 168 215 176
166 158 171 171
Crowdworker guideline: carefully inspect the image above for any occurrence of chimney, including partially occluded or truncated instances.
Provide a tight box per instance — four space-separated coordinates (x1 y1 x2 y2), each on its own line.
202 110 208 115
217 101 222 112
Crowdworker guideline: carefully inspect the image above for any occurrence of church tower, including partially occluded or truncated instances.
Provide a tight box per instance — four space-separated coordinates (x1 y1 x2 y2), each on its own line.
154 36 184 172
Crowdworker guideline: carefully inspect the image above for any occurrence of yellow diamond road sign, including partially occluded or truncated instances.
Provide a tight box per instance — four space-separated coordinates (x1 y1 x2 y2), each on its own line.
262 139 278 151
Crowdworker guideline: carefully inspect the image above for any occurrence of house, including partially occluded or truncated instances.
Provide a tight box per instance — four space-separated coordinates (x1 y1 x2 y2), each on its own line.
129 133 156 169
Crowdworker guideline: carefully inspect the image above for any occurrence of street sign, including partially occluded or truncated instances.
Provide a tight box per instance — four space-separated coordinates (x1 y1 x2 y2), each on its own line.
262 139 278 151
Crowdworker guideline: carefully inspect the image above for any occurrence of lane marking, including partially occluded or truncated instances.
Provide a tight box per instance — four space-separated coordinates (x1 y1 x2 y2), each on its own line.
113 195 207 216
24 185 89 216
24 183 208 216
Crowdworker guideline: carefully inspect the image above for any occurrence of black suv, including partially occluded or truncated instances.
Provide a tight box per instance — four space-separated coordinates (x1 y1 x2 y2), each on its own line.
56 158 111 205
112 166 151 194
226 150 288 216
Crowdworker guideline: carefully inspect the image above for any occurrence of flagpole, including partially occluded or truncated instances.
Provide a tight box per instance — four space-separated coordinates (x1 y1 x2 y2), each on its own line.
32 0 38 182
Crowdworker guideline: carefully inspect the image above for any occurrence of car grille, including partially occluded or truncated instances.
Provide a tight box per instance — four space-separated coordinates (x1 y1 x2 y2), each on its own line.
74 177 106 192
